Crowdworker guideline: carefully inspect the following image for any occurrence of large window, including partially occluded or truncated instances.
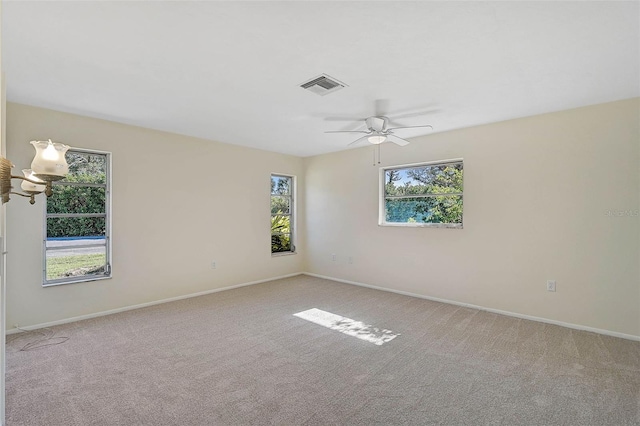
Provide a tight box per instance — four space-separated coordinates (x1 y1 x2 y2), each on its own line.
380 159 463 228
44 149 111 286
271 174 295 254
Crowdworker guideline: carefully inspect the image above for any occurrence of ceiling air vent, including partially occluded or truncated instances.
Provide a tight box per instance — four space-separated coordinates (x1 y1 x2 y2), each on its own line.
300 74 347 96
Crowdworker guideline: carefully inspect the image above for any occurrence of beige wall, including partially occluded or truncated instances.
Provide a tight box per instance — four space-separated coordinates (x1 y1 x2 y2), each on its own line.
6 103 305 328
5 99 639 339
305 98 640 337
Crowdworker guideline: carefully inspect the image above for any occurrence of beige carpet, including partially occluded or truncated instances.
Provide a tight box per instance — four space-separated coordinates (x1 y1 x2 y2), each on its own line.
6 275 640 425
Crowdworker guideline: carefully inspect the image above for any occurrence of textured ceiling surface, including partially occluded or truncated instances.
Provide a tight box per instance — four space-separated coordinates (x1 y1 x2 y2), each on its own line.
3 1 639 157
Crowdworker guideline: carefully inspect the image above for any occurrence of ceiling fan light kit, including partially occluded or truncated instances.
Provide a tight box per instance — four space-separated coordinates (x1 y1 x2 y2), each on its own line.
368 135 387 144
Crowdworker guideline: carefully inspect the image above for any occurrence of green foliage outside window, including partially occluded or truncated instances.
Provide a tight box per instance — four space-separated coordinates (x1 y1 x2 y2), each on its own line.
384 163 463 225
47 152 107 237
44 150 110 283
271 215 291 253
271 175 293 253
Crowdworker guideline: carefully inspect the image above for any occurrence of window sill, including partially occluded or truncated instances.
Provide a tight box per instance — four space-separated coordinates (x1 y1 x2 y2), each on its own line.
379 222 463 229
43 275 112 288
271 251 297 257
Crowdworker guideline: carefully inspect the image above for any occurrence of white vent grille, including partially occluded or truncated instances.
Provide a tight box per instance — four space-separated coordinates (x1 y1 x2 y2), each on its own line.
300 74 347 96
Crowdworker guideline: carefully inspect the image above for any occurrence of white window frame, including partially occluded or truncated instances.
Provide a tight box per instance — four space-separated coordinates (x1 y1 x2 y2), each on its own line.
379 158 464 228
43 148 112 286
270 173 296 256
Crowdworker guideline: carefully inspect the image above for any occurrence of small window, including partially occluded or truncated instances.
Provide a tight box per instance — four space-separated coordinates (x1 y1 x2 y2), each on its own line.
44 149 111 286
380 159 463 228
271 174 295 254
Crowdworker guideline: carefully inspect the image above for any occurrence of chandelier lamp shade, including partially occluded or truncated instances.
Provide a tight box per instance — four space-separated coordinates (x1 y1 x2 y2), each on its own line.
0 139 70 204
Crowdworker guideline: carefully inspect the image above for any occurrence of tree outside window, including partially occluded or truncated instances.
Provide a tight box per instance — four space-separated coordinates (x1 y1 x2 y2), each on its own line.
44 150 111 285
271 174 294 253
381 160 463 227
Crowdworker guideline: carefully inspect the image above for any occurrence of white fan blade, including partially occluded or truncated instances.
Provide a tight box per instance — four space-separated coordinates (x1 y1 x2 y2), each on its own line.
325 130 370 134
324 116 367 122
389 108 439 120
386 107 439 128
387 124 433 131
386 134 410 146
348 135 371 146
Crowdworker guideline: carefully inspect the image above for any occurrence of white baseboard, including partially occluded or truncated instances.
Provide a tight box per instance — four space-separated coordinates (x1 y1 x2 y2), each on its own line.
6 272 304 334
303 272 640 342
9 271 639 342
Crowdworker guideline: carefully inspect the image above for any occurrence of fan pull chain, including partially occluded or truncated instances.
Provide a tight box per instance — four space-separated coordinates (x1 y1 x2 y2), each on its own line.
372 144 382 166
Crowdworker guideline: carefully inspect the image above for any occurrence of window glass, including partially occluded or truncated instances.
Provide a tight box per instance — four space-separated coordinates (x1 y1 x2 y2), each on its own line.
271 174 294 254
381 160 463 227
44 150 111 285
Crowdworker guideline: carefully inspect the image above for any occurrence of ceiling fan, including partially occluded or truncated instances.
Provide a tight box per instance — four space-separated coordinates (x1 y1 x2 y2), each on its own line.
324 100 434 147
326 116 432 147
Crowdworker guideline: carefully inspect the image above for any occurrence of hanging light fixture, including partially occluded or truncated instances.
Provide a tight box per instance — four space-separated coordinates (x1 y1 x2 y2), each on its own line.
0 139 70 204
20 169 47 194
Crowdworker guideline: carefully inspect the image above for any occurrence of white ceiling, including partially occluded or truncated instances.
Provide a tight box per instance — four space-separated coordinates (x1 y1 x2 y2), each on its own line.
3 1 639 157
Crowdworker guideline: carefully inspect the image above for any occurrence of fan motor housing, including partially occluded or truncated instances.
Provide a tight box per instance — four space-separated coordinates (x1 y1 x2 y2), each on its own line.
366 116 387 132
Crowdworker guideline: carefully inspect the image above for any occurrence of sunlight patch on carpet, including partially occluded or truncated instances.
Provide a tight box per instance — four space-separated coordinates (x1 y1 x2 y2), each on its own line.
293 308 399 345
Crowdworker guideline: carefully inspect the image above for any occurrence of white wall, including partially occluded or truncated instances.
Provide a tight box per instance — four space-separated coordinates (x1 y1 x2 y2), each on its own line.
0 4 6 423
5 103 305 329
305 98 640 338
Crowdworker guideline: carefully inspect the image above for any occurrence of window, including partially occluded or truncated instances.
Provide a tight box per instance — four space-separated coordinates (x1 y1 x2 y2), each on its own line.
271 174 295 254
380 159 463 228
44 149 111 286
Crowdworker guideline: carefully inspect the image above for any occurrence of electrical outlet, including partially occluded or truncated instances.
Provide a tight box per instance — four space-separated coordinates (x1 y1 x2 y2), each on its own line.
331 253 337 261
348 256 353 264
211 261 217 269
546 280 556 292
